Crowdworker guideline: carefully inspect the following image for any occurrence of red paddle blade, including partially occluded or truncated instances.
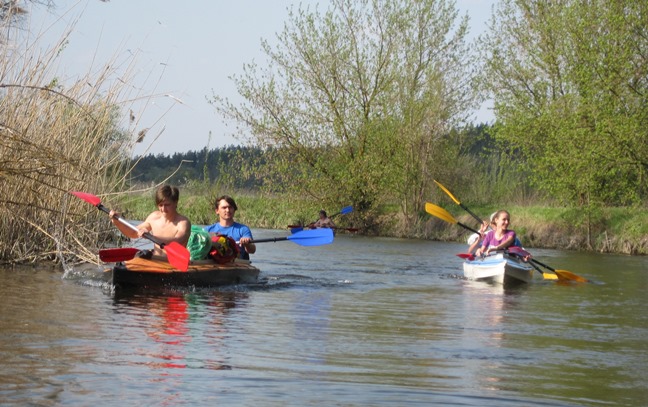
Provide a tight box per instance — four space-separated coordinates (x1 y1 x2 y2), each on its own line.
99 248 140 262
456 253 475 260
164 241 190 272
70 191 101 206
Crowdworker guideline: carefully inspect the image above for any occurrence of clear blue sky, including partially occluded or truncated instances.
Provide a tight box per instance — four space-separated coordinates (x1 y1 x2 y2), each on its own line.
29 0 496 156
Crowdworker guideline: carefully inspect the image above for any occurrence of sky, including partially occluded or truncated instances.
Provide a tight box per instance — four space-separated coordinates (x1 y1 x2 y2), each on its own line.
28 0 496 156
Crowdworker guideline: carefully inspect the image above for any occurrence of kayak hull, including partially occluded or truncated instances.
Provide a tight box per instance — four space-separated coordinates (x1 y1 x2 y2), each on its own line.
112 257 260 288
463 252 534 284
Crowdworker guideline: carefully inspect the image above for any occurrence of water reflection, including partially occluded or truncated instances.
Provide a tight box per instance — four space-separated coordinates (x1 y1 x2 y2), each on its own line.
112 289 247 372
459 280 529 394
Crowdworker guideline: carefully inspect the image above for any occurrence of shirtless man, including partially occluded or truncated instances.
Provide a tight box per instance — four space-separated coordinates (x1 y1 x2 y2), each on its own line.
311 210 335 229
110 185 191 257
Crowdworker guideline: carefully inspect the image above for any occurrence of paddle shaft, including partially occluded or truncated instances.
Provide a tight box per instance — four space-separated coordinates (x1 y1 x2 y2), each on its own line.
335 227 359 232
530 257 555 272
508 246 562 274
425 203 480 234
448 216 482 235
506 249 555 279
244 228 334 247
330 205 353 218
434 180 483 224
458 222 480 235
460 203 483 225
250 237 290 243
95 203 167 248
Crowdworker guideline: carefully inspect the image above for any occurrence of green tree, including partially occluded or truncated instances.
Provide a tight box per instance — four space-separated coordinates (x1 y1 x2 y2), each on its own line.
211 0 474 227
479 0 648 209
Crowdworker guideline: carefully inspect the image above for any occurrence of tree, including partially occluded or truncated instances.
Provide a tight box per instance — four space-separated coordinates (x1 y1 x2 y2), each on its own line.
211 0 474 227
479 0 648 209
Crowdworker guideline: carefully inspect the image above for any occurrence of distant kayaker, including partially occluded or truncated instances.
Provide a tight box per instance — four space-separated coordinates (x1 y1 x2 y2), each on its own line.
109 185 191 257
204 195 256 260
475 210 517 257
310 210 335 229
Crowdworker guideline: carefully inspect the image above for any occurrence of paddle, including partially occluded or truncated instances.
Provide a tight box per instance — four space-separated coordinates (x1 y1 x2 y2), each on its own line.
330 205 354 218
456 253 475 260
70 191 190 271
250 228 334 247
333 227 359 233
434 180 484 225
508 246 588 282
99 247 141 263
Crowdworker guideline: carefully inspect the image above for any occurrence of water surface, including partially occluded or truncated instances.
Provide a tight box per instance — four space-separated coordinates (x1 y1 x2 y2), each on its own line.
1 230 646 406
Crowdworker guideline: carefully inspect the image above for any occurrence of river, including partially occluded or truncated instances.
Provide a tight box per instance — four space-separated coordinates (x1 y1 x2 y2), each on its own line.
0 230 646 406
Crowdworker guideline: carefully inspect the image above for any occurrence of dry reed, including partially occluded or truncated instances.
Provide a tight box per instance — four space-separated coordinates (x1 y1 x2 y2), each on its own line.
0 10 174 266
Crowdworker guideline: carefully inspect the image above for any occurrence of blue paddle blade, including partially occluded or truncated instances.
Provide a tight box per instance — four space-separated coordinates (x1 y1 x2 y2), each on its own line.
287 228 334 246
290 227 304 234
340 205 353 215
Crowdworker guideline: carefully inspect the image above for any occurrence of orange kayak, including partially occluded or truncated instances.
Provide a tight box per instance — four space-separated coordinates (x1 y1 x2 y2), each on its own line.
111 257 260 288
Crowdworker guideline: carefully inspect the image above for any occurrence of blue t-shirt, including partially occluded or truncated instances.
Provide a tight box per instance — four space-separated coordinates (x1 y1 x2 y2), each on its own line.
204 222 253 260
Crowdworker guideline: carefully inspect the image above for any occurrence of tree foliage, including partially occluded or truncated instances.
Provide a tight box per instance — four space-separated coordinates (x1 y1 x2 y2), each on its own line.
211 0 475 226
479 0 648 208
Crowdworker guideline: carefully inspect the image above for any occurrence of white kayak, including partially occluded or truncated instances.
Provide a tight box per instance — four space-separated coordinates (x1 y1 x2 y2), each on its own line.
462 252 534 284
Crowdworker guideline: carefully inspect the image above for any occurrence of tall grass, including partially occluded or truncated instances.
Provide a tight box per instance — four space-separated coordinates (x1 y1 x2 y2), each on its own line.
0 11 172 265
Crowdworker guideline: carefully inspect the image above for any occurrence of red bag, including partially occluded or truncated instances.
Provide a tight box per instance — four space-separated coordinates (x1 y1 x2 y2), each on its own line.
208 234 239 264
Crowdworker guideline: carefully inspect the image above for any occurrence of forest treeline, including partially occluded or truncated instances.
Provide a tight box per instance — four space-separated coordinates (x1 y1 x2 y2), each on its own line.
128 124 496 190
129 145 266 189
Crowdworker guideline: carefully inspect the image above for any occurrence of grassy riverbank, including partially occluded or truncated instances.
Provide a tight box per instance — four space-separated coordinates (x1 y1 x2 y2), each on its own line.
118 189 648 255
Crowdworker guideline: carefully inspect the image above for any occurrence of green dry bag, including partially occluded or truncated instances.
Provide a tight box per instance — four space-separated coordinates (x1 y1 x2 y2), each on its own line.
187 225 211 260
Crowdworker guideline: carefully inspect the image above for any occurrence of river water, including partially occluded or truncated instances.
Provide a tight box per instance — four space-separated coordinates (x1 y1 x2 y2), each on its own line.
0 230 646 406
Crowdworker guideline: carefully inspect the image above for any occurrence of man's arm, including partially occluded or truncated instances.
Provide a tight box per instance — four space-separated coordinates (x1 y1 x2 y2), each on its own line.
239 225 256 254
175 218 192 247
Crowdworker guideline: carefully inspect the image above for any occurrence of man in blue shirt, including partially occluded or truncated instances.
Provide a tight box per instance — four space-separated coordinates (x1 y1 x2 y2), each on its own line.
204 195 256 260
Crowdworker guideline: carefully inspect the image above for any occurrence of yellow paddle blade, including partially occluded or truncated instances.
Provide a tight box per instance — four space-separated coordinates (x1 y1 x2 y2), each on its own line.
543 272 558 280
425 202 458 224
554 269 589 283
433 180 461 205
